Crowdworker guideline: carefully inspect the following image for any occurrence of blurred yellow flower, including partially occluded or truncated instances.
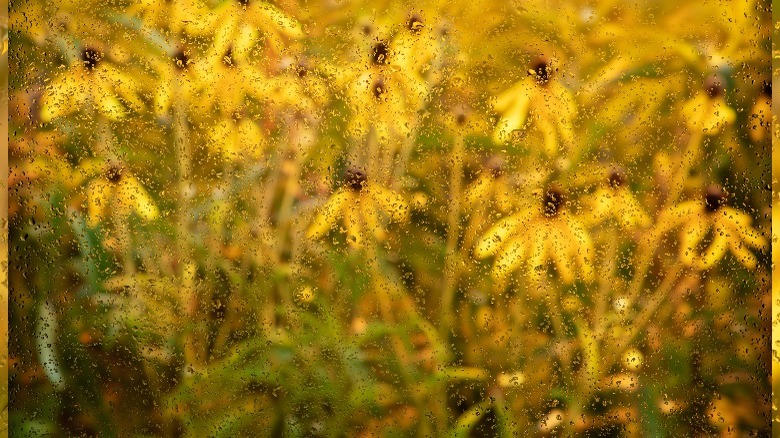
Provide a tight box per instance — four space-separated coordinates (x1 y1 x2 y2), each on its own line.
463 157 514 214
40 48 144 122
657 185 767 270
186 0 302 58
307 169 409 247
85 163 159 227
492 58 576 156
681 76 736 136
129 0 204 34
206 114 267 161
193 47 270 114
747 82 771 143
581 169 651 230
474 188 594 284
151 50 201 116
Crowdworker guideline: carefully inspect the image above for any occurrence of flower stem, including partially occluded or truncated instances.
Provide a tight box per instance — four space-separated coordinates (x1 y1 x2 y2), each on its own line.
440 134 464 338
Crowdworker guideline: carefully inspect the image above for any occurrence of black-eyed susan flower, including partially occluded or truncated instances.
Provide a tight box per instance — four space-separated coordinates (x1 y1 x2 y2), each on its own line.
307 169 409 247
128 0 204 34
463 156 515 214
85 162 159 227
657 185 767 270
581 168 651 230
40 47 144 122
193 46 270 115
681 75 736 136
185 0 302 59
492 58 576 156
747 81 771 143
151 49 202 116
206 112 267 161
474 187 594 284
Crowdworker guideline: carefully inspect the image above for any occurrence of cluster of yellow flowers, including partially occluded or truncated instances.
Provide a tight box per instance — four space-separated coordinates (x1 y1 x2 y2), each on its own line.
8 0 771 435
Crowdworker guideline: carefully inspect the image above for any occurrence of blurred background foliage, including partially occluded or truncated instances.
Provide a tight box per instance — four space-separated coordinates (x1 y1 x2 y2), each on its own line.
6 0 773 436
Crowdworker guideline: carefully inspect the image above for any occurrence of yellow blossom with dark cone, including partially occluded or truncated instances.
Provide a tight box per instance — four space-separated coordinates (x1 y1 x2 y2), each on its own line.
582 169 651 230
185 0 302 58
475 188 594 284
681 76 736 135
463 157 514 214
307 169 409 247
152 50 201 116
657 185 767 270
492 58 576 156
193 47 270 114
747 81 771 143
206 114 267 161
85 163 159 227
40 48 144 122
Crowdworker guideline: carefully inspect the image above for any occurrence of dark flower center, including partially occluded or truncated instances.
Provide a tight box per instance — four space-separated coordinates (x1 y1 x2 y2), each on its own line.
173 50 191 70
223 47 235 67
704 185 726 212
371 41 390 65
81 48 102 71
105 165 124 183
237 0 249 6
530 59 552 84
704 76 724 98
485 156 504 178
408 14 423 33
761 80 771 98
372 78 386 99
608 168 626 188
345 168 368 192
543 188 565 217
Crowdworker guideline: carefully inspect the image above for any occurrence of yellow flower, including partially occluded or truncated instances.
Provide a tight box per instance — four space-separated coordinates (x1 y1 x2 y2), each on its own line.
463 157 514 214
151 50 201 116
85 163 159 227
307 169 409 247
264 58 330 115
474 188 594 284
206 114 267 161
492 58 576 156
581 169 651 230
185 0 302 58
657 185 767 270
747 82 771 143
40 48 144 122
681 76 736 136
193 47 270 115
128 0 204 34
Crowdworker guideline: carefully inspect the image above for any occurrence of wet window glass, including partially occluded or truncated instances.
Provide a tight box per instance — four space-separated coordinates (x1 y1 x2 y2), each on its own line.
7 0 772 436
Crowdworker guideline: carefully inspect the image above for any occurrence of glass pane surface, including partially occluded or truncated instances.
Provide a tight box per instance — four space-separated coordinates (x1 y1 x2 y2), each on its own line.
8 0 772 436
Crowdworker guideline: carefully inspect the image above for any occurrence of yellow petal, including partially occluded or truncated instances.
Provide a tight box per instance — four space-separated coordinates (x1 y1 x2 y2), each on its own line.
120 177 159 221
566 218 594 282
526 228 549 282
343 201 363 247
491 237 525 281
368 184 408 222
237 119 266 160
678 217 709 266
307 189 351 239
474 215 524 259
86 180 112 227
694 225 729 270
549 226 575 284
728 239 758 270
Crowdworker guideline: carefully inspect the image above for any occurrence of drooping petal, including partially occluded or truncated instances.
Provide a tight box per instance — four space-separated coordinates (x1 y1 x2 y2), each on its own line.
307 189 351 239
474 215 524 259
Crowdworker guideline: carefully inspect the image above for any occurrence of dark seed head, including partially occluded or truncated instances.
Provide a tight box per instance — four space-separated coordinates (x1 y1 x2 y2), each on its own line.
105 164 124 183
530 58 553 85
223 47 235 67
371 41 390 65
408 14 423 33
761 80 771 98
485 156 504 178
173 50 191 70
607 167 626 188
543 188 565 217
704 75 724 98
372 78 386 99
81 48 102 71
345 168 368 192
704 185 726 212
